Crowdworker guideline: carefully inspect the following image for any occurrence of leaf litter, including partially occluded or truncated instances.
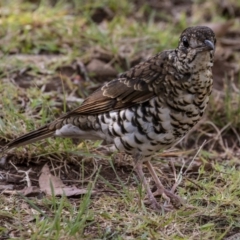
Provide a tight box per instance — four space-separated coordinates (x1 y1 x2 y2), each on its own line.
39 164 92 196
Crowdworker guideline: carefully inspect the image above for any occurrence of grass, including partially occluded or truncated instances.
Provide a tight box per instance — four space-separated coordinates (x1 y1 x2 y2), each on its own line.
1 0 240 239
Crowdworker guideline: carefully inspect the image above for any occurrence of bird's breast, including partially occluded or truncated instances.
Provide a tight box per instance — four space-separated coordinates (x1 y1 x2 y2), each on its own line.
97 67 213 157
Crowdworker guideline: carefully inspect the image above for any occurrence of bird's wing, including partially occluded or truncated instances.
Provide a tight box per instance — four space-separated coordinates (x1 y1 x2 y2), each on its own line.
67 51 169 116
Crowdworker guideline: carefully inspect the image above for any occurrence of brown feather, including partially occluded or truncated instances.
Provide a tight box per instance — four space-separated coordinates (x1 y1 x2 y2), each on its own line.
66 51 168 116
2 50 169 151
3 125 54 151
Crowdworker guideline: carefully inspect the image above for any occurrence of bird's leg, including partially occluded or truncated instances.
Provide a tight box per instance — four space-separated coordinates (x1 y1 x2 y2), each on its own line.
145 160 183 208
134 160 162 211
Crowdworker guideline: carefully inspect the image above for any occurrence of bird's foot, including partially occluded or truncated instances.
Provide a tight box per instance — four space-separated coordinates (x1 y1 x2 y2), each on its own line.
153 188 184 209
148 197 162 211
145 195 173 213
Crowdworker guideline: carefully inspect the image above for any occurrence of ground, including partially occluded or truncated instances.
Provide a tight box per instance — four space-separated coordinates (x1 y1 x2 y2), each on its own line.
1 0 240 239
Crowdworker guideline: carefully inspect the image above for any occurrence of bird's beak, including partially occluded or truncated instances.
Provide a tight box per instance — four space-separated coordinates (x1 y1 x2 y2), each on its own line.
197 39 215 53
204 40 215 51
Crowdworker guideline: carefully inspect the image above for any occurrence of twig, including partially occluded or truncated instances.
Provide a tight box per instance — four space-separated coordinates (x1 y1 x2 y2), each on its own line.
10 161 32 187
170 140 207 193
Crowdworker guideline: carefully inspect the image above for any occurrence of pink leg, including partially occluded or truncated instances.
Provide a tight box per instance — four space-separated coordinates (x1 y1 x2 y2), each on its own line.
145 160 183 208
134 160 162 211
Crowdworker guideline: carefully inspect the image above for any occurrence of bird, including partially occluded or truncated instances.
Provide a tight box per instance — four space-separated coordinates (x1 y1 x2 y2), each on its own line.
1 26 216 211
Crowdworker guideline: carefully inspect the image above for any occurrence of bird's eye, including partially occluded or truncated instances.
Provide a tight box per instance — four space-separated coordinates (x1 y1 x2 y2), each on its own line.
182 37 189 48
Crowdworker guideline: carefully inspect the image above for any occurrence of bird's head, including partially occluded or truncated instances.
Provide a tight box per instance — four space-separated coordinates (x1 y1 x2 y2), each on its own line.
176 26 216 72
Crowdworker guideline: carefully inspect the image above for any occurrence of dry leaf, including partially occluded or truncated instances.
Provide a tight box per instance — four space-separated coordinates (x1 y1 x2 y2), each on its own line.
86 59 117 77
19 186 41 197
38 164 92 196
91 46 113 61
0 184 14 190
203 20 234 38
220 38 240 49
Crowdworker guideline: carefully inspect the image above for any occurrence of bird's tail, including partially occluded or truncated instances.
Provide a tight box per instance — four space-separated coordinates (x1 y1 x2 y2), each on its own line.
1 125 55 153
